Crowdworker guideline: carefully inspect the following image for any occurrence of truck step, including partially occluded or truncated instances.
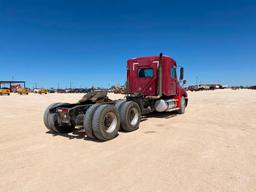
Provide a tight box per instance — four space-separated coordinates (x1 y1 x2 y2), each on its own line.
166 99 178 102
166 107 179 112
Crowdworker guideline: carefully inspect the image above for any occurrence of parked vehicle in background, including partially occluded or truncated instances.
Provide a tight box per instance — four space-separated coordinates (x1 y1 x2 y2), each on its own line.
57 89 66 93
11 84 22 92
48 88 56 93
188 84 224 91
33 88 48 94
39 89 48 94
188 85 199 91
17 88 29 95
65 89 72 93
0 87 10 95
33 88 40 93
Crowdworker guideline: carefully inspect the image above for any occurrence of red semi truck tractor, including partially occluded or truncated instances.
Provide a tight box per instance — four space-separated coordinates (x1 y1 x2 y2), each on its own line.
43 53 188 141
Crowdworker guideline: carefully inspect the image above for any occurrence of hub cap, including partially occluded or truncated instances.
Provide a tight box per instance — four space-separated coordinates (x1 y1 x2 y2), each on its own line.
129 108 139 126
104 112 117 133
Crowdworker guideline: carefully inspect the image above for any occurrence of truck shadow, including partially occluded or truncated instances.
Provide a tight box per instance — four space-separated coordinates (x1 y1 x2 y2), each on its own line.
46 130 84 139
141 111 178 121
46 130 116 143
46 112 177 142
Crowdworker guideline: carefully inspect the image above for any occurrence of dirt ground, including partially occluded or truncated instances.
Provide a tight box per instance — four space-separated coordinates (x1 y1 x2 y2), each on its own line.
0 89 256 192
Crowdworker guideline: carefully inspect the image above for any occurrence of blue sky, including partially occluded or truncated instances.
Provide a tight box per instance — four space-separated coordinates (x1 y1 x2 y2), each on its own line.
0 0 255 88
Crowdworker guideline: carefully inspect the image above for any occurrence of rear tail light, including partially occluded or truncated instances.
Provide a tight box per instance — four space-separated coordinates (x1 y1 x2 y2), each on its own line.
57 108 69 113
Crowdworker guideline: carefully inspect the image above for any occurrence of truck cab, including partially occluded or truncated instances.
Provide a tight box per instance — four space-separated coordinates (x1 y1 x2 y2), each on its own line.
127 54 188 113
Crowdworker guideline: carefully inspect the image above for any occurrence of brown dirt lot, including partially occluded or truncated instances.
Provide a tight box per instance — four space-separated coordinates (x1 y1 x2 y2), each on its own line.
0 89 256 192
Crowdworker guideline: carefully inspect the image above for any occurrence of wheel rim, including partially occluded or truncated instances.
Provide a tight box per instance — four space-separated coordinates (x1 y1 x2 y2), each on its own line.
104 112 118 133
129 107 139 126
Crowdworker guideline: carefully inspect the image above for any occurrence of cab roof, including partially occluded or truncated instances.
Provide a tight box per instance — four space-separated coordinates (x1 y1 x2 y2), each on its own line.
128 55 176 65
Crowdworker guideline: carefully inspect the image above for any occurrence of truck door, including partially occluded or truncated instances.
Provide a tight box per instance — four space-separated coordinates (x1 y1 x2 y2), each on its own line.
133 63 157 96
170 66 177 95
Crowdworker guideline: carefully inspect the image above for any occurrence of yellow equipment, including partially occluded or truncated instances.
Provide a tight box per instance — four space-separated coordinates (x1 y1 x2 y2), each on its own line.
0 88 11 96
39 89 48 94
17 88 29 95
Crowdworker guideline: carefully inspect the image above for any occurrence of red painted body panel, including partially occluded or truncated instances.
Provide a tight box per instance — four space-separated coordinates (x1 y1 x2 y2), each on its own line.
127 55 185 98
127 57 158 96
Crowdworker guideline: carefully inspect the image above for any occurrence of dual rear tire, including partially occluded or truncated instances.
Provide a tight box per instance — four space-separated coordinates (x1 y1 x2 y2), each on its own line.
84 104 120 141
44 101 142 141
84 101 141 141
92 104 120 141
118 101 141 132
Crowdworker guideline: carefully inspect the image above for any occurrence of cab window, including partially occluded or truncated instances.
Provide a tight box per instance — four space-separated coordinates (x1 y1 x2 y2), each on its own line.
138 68 154 78
170 67 177 79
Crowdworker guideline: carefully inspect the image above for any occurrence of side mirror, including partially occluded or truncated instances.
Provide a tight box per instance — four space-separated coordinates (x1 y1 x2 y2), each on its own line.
183 80 187 85
180 67 184 80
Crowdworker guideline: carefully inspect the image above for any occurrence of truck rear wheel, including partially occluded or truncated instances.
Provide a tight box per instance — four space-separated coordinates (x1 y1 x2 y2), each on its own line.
83 103 101 139
178 96 186 114
120 101 141 132
115 100 126 111
44 102 74 133
43 102 60 131
92 104 120 141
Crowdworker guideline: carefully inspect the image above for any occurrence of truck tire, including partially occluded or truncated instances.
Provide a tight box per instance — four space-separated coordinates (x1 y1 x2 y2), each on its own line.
92 104 120 141
83 103 101 139
178 96 186 114
115 100 126 111
120 101 141 132
43 102 60 131
44 102 74 133
48 113 74 133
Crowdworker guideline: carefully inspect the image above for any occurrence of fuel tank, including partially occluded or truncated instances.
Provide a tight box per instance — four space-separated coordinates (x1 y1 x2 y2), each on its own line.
154 99 177 112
